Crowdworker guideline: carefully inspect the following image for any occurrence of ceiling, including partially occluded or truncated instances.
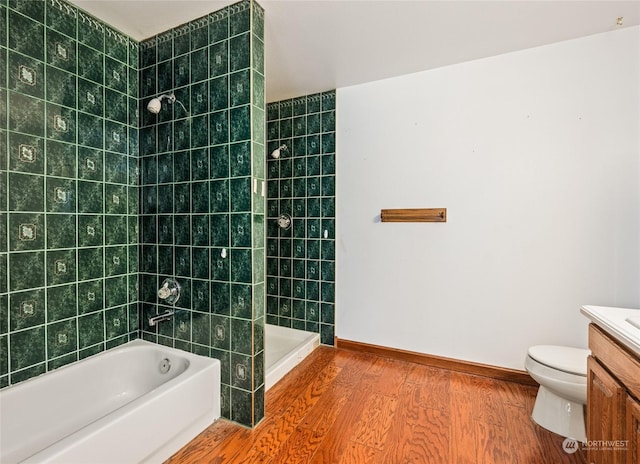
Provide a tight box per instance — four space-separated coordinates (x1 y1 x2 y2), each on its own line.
68 0 640 102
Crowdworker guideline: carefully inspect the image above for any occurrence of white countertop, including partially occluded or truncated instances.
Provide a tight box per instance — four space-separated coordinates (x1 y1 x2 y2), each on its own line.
581 305 640 357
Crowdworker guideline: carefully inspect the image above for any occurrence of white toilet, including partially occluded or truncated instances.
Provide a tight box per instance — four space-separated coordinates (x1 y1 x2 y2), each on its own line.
524 345 590 442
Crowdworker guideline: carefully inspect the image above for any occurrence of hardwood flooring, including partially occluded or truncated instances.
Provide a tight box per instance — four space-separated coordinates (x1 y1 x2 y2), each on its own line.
166 346 586 464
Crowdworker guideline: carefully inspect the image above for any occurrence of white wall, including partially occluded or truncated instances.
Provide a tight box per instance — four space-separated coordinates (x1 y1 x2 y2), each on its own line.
336 27 640 370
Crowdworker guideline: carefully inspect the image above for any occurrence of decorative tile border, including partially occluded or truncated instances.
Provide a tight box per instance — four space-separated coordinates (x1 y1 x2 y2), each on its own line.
78 11 104 34
49 0 77 18
228 0 251 15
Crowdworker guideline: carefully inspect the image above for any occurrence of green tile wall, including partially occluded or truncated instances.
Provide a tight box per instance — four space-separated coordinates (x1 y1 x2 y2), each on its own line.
138 0 265 427
265 91 336 345
0 0 265 430
0 0 140 388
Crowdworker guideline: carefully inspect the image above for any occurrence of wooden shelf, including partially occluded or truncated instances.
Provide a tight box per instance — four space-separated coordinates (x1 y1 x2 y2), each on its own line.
380 208 446 223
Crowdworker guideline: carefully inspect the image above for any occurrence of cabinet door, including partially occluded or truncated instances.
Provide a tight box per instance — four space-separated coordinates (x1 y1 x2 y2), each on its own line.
588 356 626 464
627 395 640 464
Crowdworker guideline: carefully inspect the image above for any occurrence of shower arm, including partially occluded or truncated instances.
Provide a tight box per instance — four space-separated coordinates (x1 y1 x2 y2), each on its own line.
148 93 188 116
157 93 176 104
160 93 188 113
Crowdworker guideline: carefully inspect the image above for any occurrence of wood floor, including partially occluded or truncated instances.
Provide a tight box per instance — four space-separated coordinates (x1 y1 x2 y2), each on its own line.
166 346 586 464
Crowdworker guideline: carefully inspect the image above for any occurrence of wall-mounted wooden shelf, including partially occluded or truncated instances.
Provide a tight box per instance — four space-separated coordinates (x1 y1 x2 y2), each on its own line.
380 208 447 223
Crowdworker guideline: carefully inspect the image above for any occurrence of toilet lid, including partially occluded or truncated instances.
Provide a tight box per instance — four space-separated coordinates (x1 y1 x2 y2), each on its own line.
528 345 590 376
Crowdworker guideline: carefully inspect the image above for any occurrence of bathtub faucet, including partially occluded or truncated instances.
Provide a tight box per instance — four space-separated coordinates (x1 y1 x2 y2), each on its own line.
149 310 174 327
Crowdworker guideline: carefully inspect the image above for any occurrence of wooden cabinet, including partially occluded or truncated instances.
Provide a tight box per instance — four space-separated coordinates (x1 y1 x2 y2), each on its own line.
587 356 627 463
587 324 640 464
627 396 640 464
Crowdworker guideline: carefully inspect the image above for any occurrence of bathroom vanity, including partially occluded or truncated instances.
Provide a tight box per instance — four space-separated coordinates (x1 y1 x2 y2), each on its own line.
581 305 640 464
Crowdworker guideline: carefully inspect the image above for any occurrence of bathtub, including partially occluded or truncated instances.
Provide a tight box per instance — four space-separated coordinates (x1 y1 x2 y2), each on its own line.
0 339 220 464
265 324 320 390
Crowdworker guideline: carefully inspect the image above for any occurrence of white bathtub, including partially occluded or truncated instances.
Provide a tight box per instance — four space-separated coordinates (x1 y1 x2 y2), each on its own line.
265 324 320 390
0 339 220 464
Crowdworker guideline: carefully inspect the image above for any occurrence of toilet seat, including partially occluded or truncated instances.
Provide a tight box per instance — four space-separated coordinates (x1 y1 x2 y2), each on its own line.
527 345 590 376
525 355 587 390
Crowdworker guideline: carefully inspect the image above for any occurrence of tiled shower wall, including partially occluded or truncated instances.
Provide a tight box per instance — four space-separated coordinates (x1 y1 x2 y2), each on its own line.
266 91 336 345
137 0 266 426
0 0 140 387
1 0 265 428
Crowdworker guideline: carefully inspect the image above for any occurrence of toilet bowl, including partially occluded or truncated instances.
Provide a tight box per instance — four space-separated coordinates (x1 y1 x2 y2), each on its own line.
524 345 590 442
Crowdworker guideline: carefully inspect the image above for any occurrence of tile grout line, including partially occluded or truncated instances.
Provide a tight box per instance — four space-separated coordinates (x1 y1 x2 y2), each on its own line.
3 4 9 384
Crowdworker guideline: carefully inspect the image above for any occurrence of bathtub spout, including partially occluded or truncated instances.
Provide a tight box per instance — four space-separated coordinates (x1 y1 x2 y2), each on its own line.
149 310 174 327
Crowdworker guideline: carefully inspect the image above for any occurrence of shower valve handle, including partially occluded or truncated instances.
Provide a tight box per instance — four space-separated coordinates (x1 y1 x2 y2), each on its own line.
158 278 181 304
158 284 172 299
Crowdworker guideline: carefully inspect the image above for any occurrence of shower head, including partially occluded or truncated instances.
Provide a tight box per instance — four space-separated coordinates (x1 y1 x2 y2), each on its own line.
147 93 177 114
270 144 288 159
147 98 162 114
